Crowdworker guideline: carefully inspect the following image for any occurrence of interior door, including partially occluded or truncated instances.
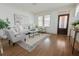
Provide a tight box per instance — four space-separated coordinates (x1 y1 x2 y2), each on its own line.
57 14 69 35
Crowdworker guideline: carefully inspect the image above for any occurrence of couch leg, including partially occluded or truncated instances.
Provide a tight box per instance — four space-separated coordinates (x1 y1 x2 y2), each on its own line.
9 40 10 45
13 43 15 46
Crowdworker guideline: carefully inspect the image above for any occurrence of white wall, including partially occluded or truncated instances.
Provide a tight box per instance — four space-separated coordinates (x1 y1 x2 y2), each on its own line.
0 5 34 27
34 5 76 35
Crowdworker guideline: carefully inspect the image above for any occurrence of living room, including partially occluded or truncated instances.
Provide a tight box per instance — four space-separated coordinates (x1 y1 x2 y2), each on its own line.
0 3 79 56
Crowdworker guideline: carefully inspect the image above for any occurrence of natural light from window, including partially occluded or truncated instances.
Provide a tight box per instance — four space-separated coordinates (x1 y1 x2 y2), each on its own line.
38 16 43 26
44 15 50 27
38 15 50 27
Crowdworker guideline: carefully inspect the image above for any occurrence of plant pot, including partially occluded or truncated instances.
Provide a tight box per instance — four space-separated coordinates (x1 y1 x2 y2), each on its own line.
0 29 4 36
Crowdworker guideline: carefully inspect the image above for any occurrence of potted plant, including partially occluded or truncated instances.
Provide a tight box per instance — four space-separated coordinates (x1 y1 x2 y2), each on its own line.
0 19 9 55
72 20 79 29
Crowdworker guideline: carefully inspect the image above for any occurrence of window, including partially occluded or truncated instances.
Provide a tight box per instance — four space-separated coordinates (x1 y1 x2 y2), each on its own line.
44 15 50 27
38 16 43 26
38 15 50 27
59 16 67 28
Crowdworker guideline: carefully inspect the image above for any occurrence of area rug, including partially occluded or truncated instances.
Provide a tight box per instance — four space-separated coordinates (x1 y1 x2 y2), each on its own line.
17 34 50 52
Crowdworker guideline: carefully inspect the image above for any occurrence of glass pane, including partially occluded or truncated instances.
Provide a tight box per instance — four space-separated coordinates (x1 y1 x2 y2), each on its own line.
59 16 67 28
44 15 50 27
38 16 43 26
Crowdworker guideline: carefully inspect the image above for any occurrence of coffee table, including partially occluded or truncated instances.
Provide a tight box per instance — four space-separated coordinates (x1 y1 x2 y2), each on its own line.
25 30 39 38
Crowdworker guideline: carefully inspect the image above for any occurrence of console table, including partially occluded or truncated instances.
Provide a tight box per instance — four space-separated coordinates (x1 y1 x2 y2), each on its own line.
69 28 79 54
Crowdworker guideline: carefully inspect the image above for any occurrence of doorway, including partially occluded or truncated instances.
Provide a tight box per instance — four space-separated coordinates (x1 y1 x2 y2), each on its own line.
57 14 69 35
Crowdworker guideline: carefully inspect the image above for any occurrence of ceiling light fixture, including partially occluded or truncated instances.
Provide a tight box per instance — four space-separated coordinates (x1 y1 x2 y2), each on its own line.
32 3 37 5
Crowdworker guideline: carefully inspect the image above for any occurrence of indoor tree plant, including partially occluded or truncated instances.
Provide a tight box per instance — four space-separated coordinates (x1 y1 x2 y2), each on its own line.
0 19 9 55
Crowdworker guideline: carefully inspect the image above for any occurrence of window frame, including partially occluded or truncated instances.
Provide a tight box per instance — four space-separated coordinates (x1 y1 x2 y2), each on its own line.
44 15 51 27
38 16 43 27
37 15 51 27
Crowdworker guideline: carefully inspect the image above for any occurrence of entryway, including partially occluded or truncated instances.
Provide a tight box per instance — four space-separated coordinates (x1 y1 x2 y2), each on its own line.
57 14 69 35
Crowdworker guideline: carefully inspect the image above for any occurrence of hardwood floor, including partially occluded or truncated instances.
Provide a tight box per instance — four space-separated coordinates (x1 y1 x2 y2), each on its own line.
0 34 79 56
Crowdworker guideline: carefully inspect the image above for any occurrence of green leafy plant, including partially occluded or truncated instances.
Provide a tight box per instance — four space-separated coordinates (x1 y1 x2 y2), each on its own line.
0 19 9 29
72 20 79 26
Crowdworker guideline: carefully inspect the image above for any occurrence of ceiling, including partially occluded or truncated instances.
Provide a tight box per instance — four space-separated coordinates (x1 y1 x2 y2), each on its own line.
0 3 76 13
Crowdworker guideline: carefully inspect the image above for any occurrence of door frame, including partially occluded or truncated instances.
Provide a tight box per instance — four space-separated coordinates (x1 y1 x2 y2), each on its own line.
57 14 69 35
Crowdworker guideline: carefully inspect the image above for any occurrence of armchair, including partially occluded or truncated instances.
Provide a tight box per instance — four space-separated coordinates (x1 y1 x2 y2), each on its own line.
5 29 26 45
